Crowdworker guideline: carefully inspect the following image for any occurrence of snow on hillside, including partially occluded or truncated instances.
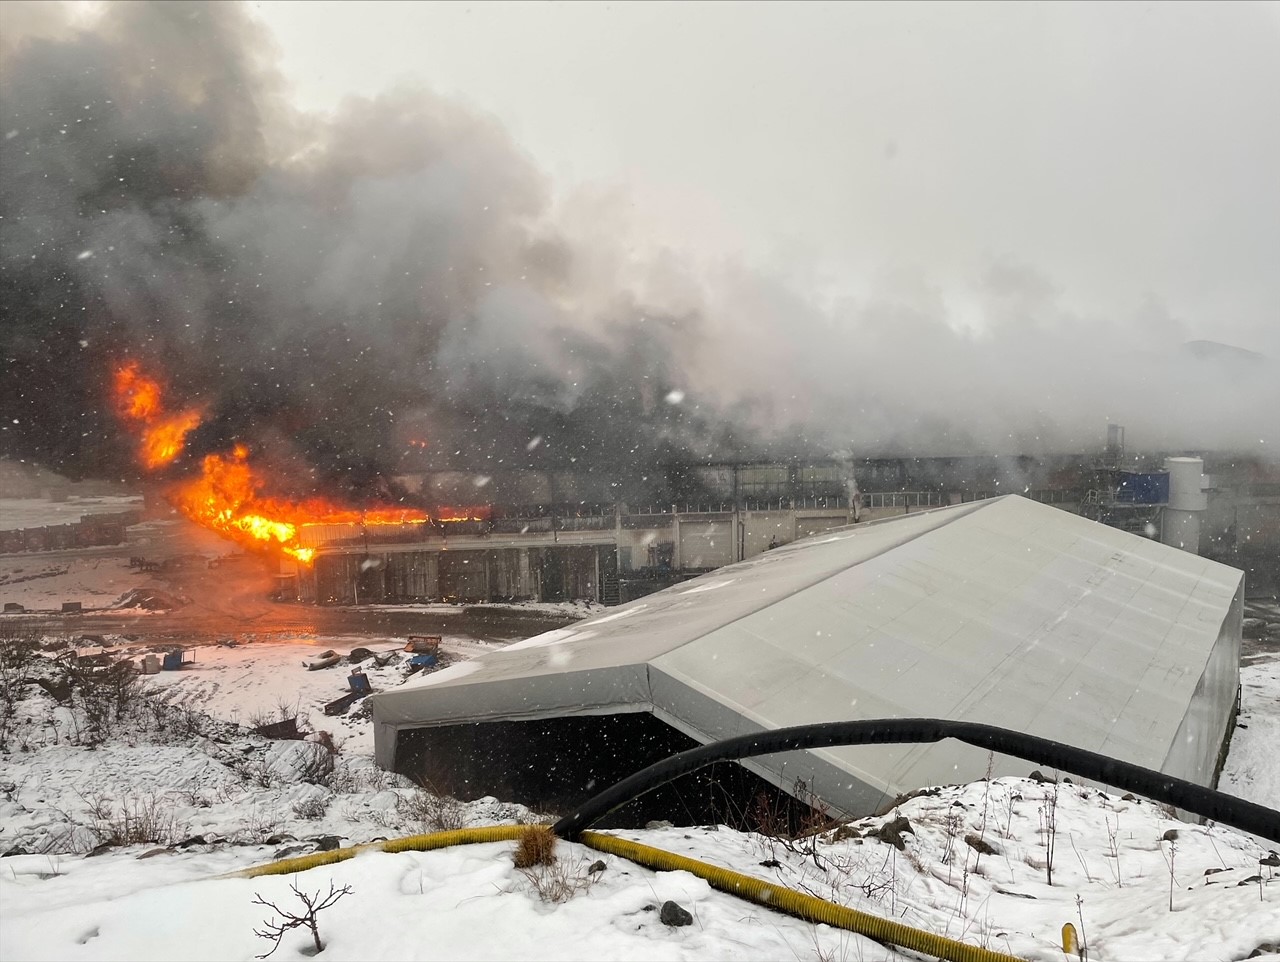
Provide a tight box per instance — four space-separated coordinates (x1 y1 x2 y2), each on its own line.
2 774 1277 962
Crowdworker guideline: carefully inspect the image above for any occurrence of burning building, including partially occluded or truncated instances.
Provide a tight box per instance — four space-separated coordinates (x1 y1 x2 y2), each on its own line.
1 2 754 550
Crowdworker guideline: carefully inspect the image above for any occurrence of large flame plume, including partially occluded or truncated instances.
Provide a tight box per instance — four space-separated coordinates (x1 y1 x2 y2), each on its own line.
113 362 205 470
111 361 486 565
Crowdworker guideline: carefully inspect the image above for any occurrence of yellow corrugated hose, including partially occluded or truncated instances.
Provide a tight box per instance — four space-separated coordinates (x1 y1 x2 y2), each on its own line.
579 831 1019 962
220 825 529 879
219 826 1022 962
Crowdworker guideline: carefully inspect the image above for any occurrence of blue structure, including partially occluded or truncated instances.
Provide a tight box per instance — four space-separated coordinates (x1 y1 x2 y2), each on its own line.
1114 472 1169 504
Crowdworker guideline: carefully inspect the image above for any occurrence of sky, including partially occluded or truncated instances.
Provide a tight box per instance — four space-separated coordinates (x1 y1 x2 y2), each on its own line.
247 0 1280 355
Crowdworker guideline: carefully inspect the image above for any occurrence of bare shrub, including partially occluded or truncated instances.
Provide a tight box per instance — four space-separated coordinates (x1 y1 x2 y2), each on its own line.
513 824 557 868
517 858 598 904
275 695 301 724
92 793 181 848
746 778 839 870
253 880 352 958
242 757 276 789
140 694 211 742
1105 815 1123 887
292 795 330 820
66 659 141 746
240 805 283 844
0 624 40 751
1038 776 1061 886
1075 894 1090 961
323 762 358 795
74 787 114 821
24 822 88 856
397 781 467 833
294 743 337 787
160 701 208 740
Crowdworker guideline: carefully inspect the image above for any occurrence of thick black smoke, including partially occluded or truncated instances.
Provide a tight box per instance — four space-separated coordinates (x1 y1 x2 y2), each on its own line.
4 2 1276 502
0 1 747 502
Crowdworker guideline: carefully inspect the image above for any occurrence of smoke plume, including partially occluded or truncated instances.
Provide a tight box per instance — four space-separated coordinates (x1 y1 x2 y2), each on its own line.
1 1 1276 505
0 1 744 502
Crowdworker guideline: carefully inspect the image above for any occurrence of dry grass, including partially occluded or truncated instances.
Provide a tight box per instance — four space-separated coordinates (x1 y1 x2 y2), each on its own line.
92 792 182 848
396 780 468 833
513 824 557 868
517 859 598 904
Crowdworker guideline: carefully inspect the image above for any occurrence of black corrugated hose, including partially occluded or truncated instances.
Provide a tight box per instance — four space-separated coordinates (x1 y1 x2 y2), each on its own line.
552 717 1280 842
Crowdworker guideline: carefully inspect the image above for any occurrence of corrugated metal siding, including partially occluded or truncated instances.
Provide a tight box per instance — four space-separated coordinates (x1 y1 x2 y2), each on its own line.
679 520 733 569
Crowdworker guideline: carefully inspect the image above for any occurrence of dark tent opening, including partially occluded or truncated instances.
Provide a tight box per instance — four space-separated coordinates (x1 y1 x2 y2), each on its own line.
394 712 822 831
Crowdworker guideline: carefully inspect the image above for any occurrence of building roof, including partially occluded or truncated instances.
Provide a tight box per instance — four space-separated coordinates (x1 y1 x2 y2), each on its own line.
371 496 1243 813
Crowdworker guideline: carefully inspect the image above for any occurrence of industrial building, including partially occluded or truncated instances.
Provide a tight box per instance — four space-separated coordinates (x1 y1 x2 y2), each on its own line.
289 455 1093 606
369 495 1244 822
294 459 863 605
287 438 1276 605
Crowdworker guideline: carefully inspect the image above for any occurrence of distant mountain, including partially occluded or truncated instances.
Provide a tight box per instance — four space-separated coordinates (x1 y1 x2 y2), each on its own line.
1181 340 1270 364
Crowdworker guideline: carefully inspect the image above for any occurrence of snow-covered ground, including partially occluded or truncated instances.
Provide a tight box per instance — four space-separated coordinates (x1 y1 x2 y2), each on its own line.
1221 656 1280 811
1 524 1277 961
2 772 1277 962
0 495 145 530
0 516 243 613
0 554 164 613
143 638 502 756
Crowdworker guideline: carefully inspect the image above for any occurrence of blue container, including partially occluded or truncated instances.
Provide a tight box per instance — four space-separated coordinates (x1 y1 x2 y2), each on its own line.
162 650 183 671
1115 472 1169 504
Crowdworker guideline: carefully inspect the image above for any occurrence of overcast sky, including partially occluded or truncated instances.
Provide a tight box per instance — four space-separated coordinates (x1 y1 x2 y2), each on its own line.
248 0 1280 356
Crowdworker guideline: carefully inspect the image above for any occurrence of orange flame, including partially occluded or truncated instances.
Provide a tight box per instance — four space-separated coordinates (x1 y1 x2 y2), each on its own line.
112 361 204 469
114 362 160 421
111 362 489 565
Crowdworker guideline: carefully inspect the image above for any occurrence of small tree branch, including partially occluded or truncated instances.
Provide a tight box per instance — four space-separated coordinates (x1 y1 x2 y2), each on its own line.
252 880 352 958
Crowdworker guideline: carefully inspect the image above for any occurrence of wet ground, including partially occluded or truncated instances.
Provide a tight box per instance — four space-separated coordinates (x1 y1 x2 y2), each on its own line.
1 519 582 645
9 602 582 646
1243 599 1280 659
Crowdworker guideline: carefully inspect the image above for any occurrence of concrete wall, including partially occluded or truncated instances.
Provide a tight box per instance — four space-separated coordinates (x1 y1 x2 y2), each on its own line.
305 500 863 605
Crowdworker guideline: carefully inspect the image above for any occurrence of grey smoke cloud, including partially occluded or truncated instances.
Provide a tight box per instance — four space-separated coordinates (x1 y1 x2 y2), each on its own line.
1 0 1276 500
0 1 727 497
690 258 1278 456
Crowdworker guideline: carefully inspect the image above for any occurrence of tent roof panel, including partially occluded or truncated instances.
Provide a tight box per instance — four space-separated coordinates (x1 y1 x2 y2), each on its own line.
371 496 1243 803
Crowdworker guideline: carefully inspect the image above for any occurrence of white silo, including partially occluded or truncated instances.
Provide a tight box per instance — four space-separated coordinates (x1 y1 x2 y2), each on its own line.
1162 457 1208 554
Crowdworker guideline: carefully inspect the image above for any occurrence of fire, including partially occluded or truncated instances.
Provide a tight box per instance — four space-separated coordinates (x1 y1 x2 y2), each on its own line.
112 361 204 469
140 407 203 469
114 362 160 421
172 447 488 564
111 362 490 565
171 446 306 562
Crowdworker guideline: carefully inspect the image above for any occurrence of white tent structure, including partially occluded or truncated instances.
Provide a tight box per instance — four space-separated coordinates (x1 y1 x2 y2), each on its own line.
370 496 1244 819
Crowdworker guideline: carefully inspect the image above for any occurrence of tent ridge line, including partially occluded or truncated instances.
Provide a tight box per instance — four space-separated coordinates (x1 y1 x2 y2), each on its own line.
702 499 987 642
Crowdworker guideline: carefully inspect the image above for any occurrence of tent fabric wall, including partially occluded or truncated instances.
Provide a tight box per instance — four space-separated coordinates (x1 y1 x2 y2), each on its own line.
370 496 1244 813
1160 582 1243 785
